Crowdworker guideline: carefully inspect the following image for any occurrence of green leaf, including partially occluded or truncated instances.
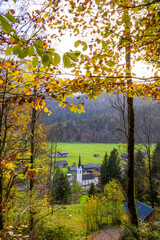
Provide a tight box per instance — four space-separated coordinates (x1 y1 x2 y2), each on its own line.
32 57 39 66
82 45 87 51
13 45 21 55
73 51 81 57
29 46 35 56
0 15 12 33
18 47 29 58
95 0 101 6
13 33 19 43
63 54 72 68
52 52 61 66
74 40 80 48
106 60 116 67
66 52 78 62
37 40 43 48
5 46 13 55
4 13 18 23
13 0 16 2
42 54 49 67
33 42 43 57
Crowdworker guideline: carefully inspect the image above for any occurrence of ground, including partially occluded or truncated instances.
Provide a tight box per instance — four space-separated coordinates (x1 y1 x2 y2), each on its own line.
86 228 122 240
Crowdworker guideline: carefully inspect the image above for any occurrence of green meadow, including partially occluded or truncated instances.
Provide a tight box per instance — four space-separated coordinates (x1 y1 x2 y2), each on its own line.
47 142 127 166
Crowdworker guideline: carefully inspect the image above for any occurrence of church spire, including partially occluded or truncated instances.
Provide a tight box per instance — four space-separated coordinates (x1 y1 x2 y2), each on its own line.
78 154 81 168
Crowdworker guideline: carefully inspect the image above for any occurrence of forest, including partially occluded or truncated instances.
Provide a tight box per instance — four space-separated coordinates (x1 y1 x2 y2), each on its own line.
0 0 159 239
43 93 160 143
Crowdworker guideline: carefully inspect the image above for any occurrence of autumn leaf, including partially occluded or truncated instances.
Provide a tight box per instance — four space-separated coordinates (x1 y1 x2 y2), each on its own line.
4 13 18 23
63 54 72 68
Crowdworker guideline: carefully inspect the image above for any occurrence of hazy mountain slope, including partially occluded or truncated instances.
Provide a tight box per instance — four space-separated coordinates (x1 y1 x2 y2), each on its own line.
41 94 160 143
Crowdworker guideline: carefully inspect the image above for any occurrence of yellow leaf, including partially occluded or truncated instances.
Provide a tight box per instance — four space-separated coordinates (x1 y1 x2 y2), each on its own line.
23 74 31 79
5 162 14 170
26 89 31 95
4 62 11 67
75 71 79 76
44 107 49 113
85 71 90 78
59 102 63 107
26 61 31 65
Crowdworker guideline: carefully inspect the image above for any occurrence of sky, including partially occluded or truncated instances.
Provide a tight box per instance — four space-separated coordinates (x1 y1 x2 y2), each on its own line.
1 0 158 82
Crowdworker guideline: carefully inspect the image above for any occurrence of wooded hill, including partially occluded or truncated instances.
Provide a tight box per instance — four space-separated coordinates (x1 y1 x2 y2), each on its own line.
41 93 160 143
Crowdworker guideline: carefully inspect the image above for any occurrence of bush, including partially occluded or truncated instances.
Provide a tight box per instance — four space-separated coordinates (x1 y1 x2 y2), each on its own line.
41 224 77 240
84 180 125 232
122 222 160 240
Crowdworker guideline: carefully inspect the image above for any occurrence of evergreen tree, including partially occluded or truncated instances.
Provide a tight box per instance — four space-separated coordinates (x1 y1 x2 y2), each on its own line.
152 139 160 203
52 167 70 204
134 149 147 201
99 152 109 190
99 149 122 191
71 178 81 204
88 183 96 197
108 148 122 182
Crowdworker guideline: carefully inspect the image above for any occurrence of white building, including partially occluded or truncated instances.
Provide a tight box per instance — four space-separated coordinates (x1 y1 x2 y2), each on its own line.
76 155 99 189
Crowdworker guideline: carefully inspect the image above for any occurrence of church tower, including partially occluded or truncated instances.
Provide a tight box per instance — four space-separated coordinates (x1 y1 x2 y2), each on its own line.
77 155 82 184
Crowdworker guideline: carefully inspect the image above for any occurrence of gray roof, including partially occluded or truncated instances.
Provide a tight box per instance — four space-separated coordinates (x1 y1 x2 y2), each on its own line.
82 173 94 181
124 200 154 221
58 151 68 154
121 153 128 159
83 163 101 169
69 166 77 172
56 160 68 165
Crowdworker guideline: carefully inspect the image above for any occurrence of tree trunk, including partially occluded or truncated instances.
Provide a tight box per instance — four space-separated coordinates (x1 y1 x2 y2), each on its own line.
127 97 138 226
148 152 154 208
125 8 139 226
29 102 36 232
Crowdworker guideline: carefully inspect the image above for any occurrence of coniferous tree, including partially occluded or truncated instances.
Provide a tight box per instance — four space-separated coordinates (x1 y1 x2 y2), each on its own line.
134 149 147 201
99 149 122 191
108 148 122 183
152 139 160 204
88 183 96 197
71 178 81 204
99 152 109 190
52 167 70 204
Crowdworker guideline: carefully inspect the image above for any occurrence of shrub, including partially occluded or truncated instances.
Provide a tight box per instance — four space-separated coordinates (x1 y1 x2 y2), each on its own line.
41 224 77 240
84 180 125 232
121 222 160 240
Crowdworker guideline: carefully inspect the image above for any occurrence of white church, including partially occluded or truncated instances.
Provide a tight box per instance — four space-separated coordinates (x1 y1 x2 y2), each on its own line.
68 155 99 189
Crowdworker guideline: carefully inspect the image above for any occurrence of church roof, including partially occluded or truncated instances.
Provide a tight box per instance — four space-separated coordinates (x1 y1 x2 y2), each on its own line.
82 173 94 181
78 155 81 168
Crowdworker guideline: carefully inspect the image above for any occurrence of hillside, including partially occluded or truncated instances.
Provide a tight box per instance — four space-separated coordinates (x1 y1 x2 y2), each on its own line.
41 93 160 143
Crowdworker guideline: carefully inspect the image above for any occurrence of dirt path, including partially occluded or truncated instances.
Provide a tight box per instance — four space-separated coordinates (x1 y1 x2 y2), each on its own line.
86 228 122 240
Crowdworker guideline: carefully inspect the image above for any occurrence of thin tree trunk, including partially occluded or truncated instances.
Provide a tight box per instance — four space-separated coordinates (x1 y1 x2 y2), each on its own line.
148 151 154 208
29 100 36 233
125 9 139 226
0 71 8 230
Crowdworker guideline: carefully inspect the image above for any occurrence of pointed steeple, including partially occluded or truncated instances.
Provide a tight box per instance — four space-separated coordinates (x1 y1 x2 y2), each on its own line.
78 154 81 168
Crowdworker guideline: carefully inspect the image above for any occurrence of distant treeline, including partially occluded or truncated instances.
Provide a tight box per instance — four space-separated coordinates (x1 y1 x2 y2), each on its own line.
41 93 160 143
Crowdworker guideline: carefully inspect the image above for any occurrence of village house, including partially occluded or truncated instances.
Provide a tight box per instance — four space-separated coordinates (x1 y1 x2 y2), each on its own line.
68 156 100 189
124 200 154 222
54 160 68 168
49 151 69 158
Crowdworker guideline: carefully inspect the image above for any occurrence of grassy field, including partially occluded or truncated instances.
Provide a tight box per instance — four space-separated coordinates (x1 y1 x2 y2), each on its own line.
47 142 127 166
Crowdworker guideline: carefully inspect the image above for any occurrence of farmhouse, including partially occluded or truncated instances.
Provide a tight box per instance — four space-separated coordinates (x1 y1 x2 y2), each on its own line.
120 152 148 161
124 200 154 222
49 151 69 158
54 160 68 168
58 151 69 157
